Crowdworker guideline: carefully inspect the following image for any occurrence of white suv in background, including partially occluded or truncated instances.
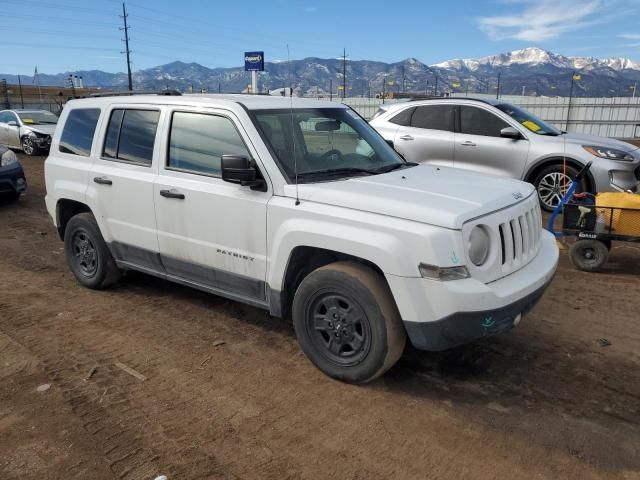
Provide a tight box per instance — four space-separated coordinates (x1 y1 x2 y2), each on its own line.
370 98 640 211
45 92 558 383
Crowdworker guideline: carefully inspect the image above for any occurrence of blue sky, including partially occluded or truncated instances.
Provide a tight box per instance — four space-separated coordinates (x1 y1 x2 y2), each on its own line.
1 0 640 75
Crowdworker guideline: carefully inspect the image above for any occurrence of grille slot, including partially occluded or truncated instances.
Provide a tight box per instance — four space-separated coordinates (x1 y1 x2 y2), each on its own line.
498 204 541 270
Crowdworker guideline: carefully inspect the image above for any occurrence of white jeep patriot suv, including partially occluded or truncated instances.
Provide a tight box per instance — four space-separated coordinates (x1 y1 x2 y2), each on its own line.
45 92 558 383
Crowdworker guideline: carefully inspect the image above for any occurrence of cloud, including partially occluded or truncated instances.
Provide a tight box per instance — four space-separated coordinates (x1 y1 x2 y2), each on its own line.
304 6 317 12
478 0 602 42
620 33 640 40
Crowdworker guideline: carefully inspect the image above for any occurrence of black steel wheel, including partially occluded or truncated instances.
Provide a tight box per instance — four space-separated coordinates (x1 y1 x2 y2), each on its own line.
21 136 39 156
569 239 609 272
306 292 372 366
64 212 121 289
292 261 406 383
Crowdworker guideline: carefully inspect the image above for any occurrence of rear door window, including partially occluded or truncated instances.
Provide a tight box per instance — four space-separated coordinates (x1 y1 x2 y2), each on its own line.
410 105 454 131
103 109 160 166
58 108 101 156
460 106 509 137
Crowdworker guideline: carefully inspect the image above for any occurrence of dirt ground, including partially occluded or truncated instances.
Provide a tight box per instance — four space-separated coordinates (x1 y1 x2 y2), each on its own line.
1 154 639 480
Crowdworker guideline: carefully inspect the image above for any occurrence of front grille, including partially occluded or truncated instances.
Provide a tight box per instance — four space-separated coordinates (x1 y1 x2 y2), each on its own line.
498 204 541 271
464 192 542 284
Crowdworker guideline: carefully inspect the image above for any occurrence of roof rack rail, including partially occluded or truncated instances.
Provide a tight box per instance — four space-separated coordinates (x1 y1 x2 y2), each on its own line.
88 89 182 98
404 95 493 105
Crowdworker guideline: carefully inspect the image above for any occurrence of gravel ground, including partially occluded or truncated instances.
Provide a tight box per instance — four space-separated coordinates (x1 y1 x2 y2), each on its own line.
1 154 639 480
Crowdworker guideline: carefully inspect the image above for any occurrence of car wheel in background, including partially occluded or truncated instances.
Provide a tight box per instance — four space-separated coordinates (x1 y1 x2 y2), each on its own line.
21 136 40 156
533 164 584 212
292 261 406 383
64 212 121 289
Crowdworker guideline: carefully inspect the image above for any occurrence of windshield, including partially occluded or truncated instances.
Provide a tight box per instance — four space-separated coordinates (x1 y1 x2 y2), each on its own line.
17 111 59 125
494 103 561 136
253 108 408 183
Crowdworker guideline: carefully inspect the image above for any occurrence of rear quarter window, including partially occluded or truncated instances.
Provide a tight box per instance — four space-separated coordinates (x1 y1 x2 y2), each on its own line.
389 107 415 126
59 108 101 156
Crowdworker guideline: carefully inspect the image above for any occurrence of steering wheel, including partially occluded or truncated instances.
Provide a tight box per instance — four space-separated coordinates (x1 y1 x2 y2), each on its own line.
319 149 344 165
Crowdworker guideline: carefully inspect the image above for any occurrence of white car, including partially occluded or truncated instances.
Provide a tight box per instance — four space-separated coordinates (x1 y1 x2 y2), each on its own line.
0 109 59 155
44 92 558 382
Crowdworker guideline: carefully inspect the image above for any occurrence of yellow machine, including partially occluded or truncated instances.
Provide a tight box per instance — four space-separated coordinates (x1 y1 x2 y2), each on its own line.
596 192 640 236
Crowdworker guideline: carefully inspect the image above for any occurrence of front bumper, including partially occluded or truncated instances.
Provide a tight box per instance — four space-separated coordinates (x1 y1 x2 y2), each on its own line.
0 162 27 193
387 230 558 351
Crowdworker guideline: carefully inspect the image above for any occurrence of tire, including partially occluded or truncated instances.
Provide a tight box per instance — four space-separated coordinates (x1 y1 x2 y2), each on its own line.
64 212 121 289
0 191 20 203
569 239 609 272
292 261 406 383
21 136 39 156
533 164 586 212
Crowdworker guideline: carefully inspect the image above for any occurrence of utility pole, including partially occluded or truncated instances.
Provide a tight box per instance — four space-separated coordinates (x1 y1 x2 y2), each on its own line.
342 48 347 100
496 71 501 99
120 2 133 91
382 75 386 104
401 65 405 93
17 75 24 108
329 79 332 101
218 82 221 93
434 74 438 97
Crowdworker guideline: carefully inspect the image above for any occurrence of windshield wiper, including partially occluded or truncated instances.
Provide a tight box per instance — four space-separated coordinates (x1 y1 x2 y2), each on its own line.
296 167 378 178
374 162 417 173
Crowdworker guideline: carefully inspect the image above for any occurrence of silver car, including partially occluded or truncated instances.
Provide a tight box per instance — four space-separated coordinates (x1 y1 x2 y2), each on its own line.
0 109 59 156
370 98 640 210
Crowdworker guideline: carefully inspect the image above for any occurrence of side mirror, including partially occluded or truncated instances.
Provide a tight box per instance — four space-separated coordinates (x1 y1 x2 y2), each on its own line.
500 126 522 140
385 139 395 149
221 155 265 189
7 121 18 127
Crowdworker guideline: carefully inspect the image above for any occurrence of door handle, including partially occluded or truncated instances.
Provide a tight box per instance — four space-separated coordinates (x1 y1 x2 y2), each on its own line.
160 189 185 200
93 176 112 185
460 141 477 147
399 135 414 141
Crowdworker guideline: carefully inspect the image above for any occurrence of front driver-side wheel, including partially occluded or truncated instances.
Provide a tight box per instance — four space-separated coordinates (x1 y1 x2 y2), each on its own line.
292 261 406 383
21 136 39 156
533 164 584 212
64 212 121 289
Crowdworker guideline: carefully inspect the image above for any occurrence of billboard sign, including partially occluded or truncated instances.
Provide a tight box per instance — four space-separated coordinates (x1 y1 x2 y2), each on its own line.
244 51 264 72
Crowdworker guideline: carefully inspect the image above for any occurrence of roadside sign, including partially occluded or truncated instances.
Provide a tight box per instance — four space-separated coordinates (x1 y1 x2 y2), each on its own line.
245 51 264 72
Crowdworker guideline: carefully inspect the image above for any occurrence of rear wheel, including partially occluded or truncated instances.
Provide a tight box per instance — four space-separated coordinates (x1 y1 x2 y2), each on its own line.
533 164 584 212
64 212 121 289
292 261 406 383
569 239 609 272
21 136 39 156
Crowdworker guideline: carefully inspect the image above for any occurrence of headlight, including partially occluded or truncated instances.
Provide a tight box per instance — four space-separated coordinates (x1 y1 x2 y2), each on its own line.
468 225 490 266
0 149 18 167
583 145 634 161
419 263 469 281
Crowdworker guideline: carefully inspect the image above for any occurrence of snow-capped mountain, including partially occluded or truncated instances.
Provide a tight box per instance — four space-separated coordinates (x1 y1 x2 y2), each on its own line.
432 47 640 72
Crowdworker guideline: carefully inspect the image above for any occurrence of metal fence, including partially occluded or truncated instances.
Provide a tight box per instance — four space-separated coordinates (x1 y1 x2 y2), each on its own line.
314 95 640 138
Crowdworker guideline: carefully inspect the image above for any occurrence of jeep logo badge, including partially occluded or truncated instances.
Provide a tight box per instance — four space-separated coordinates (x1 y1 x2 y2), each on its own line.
512 192 524 200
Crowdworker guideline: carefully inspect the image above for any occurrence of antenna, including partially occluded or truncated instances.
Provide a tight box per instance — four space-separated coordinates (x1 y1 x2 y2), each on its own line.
287 44 300 206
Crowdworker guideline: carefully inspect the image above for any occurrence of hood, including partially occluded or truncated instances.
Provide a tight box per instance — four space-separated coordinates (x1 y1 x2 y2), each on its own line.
560 132 638 153
22 124 57 136
289 164 535 229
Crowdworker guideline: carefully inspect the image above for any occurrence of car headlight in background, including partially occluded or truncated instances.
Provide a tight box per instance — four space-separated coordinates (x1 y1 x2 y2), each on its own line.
583 145 634 161
0 149 18 167
468 225 491 266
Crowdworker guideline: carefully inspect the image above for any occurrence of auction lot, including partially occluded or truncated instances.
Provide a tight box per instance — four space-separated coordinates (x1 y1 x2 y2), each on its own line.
1 154 639 480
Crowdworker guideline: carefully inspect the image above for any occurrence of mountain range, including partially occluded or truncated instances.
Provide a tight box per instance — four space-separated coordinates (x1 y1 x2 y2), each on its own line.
2 47 639 97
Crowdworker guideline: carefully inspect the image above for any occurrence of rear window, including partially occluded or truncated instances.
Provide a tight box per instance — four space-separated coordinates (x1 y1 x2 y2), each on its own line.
103 109 160 166
59 108 101 156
